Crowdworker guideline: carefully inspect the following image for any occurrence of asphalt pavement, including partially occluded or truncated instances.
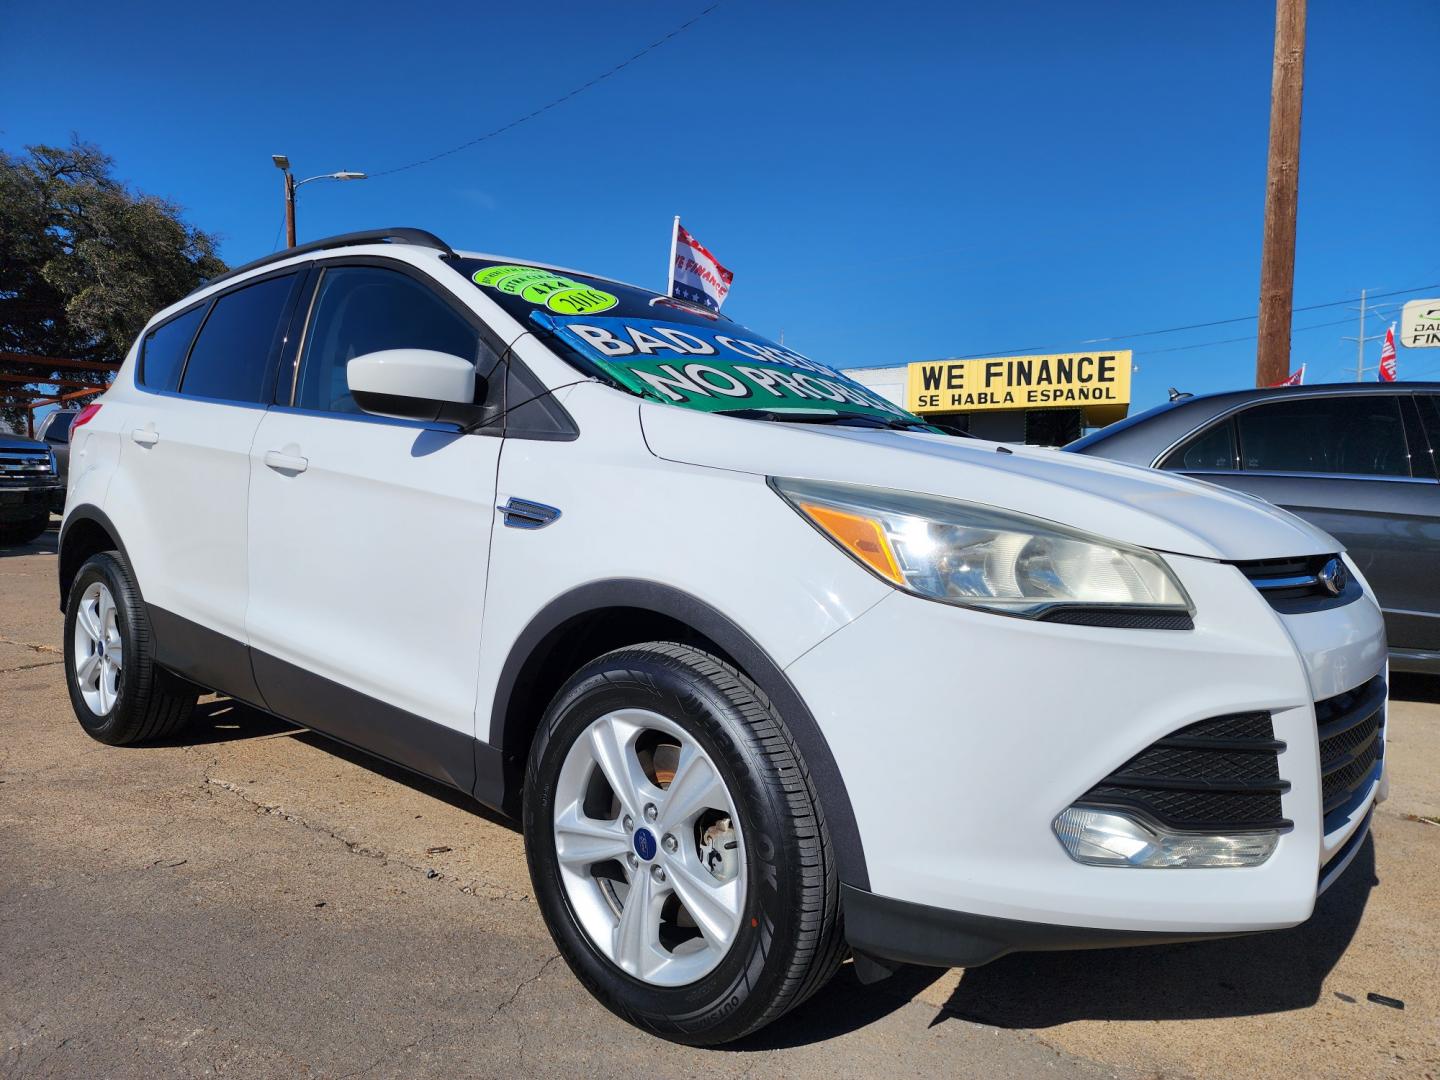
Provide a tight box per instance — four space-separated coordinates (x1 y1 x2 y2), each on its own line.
2 525 1437 1079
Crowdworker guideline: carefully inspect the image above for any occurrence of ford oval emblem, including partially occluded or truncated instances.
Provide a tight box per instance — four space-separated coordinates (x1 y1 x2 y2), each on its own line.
1317 557 1348 597
632 827 658 862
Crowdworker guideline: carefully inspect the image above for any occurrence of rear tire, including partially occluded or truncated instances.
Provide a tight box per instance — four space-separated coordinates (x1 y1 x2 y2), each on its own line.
63 551 198 745
523 642 845 1045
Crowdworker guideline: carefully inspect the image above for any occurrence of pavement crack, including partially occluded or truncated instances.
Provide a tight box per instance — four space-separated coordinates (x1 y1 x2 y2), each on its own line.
203 777 391 862
486 953 562 1026
0 635 60 655
200 776 533 902
0 658 65 674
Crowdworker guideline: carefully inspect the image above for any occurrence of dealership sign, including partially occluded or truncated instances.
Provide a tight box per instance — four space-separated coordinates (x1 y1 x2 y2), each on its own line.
1401 299 1440 349
905 351 1133 414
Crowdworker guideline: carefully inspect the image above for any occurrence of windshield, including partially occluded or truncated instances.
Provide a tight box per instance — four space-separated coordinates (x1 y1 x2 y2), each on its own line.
456 258 931 428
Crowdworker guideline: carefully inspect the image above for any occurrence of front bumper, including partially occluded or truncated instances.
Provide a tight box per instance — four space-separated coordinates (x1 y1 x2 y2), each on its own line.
0 482 60 523
787 549 1386 955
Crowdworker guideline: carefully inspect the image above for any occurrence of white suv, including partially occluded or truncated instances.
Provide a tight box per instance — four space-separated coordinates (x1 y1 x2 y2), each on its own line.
58 228 1388 1043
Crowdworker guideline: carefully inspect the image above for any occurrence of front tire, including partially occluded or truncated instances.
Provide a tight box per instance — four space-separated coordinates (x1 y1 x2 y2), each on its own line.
63 551 198 745
523 643 844 1045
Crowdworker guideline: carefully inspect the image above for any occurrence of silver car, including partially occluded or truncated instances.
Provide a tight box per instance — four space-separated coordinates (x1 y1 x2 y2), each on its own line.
1068 381 1440 674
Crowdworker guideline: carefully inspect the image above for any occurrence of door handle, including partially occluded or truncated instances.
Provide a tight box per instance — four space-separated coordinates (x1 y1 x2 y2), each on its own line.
264 449 309 475
131 427 158 448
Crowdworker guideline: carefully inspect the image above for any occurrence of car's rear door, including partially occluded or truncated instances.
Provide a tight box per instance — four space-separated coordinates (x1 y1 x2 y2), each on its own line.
244 260 504 791
104 270 305 702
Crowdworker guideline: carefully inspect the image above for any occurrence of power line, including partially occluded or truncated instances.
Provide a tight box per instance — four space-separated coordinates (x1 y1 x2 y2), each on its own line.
1141 316 1353 355
1078 282 1440 345
368 3 724 179
930 281 1440 362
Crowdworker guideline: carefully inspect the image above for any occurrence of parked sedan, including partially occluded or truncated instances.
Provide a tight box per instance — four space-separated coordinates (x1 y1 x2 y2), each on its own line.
1068 382 1440 674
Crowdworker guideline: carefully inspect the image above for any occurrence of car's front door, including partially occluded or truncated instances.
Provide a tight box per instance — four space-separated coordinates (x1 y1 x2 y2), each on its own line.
1169 393 1440 656
245 262 504 790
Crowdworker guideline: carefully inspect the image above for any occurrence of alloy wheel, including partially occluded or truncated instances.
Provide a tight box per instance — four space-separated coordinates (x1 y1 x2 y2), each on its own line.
73 580 123 716
552 708 746 986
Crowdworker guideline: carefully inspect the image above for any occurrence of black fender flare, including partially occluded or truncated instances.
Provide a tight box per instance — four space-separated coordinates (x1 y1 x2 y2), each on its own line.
57 504 136 611
488 579 871 890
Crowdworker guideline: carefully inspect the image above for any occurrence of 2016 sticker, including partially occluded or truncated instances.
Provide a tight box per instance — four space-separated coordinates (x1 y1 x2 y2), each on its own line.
473 266 617 314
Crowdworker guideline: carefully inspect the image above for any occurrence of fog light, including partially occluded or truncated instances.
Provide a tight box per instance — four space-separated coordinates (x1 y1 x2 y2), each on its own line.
1053 807 1278 868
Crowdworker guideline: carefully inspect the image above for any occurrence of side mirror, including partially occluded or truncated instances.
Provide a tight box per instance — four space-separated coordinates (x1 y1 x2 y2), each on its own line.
347 349 485 428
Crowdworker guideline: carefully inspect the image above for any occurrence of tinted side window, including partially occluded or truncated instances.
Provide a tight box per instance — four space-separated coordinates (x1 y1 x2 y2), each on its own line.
1161 419 1237 471
43 413 75 444
1235 395 1410 477
1419 395 1440 448
295 267 485 414
139 305 207 392
179 274 297 403
1417 395 1440 476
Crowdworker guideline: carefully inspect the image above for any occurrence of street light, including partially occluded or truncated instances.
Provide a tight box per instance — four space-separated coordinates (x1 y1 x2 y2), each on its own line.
271 154 367 248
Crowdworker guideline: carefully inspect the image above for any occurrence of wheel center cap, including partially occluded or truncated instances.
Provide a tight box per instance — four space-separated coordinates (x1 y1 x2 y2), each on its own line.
632 827 657 862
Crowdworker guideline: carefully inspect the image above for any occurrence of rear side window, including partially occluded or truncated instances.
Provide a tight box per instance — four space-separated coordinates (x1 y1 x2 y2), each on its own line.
139 305 206 392
179 274 298 403
42 412 75 444
294 266 485 414
1235 395 1410 477
1161 418 1237 471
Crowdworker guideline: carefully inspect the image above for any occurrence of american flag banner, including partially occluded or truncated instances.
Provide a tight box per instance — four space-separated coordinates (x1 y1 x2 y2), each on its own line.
1378 323 1397 382
667 218 733 312
1272 363 1306 387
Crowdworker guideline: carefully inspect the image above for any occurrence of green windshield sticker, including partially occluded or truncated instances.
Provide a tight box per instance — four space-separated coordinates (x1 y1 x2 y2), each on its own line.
543 286 618 315
474 267 617 314
530 312 914 422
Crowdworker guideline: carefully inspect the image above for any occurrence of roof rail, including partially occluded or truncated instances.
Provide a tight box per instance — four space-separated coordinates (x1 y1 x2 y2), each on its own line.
189 228 455 296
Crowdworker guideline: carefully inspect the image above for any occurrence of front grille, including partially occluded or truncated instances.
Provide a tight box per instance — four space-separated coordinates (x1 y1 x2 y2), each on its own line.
1233 553 1358 614
1316 675 1385 824
1077 710 1291 833
0 452 54 486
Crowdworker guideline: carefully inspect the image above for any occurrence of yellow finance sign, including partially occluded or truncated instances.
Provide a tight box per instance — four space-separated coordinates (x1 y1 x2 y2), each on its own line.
906 351 1133 415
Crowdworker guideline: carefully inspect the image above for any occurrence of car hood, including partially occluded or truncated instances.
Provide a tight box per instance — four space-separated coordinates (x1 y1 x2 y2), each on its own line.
638 404 1338 560
0 434 48 453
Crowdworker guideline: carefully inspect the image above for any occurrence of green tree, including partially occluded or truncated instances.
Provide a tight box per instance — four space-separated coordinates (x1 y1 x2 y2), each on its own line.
0 140 226 430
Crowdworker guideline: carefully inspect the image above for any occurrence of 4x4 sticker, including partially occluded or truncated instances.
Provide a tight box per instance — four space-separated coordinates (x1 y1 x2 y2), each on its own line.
473 265 617 314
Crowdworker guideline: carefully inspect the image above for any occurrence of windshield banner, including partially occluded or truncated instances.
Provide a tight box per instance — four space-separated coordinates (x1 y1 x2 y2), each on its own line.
531 313 909 419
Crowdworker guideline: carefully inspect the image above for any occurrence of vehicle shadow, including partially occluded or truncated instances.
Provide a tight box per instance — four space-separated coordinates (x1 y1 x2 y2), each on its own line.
161 696 519 832
1390 673 1440 704
728 963 950 1050
0 522 58 558
932 836 1377 1029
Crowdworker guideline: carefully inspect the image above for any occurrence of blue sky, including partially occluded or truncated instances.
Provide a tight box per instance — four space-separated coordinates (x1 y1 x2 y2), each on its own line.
4 0 1438 411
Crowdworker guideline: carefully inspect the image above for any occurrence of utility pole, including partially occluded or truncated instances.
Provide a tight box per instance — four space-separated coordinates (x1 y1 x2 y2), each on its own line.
1342 288 1386 380
282 170 297 248
1254 0 1307 388
1356 288 1366 380
270 155 367 249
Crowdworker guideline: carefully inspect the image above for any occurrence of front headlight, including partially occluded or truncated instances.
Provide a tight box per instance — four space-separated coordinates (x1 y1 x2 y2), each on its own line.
770 477 1192 622
48 448 58 475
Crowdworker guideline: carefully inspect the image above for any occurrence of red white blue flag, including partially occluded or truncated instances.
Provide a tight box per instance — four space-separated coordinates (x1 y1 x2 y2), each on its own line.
1272 363 1305 387
668 219 733 312
1378 323 1397 382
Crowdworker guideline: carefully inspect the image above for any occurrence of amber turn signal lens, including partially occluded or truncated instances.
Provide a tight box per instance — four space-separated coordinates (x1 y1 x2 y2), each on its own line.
797 502 904 585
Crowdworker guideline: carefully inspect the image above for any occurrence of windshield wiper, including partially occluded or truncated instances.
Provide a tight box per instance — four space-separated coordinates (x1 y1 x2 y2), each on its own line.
714 408 934 432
